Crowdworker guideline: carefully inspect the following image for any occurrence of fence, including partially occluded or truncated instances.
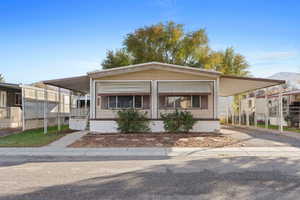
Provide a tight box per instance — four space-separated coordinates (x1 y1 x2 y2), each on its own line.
225 94 300 133
22 86 73 130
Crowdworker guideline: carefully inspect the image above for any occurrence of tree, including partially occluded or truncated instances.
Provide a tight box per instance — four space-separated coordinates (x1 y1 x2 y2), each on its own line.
102 21 209 68
210 48 250 76
0 74 4 83
102 21 250 76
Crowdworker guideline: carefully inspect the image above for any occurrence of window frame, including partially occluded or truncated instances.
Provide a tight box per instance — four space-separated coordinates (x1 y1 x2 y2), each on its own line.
159 95 208 110
105 95 148 110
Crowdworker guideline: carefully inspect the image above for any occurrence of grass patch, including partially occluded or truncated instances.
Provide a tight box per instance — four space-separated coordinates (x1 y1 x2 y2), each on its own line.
0 125 72 147
256 123 300 133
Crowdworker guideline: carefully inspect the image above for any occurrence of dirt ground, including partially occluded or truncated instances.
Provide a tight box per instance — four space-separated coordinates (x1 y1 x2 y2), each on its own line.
69 132 239 148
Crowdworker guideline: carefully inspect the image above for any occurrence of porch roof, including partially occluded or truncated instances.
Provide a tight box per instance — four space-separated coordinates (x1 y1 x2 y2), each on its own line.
42 62 285 96
43 75 90 93
219 75 285 96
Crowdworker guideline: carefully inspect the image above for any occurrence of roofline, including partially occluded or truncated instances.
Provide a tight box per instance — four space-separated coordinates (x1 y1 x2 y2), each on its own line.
87 62 221 76
221 75 286 84
43 75 89 84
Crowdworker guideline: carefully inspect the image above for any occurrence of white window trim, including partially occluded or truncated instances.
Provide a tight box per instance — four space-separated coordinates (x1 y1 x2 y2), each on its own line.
106 95 146 109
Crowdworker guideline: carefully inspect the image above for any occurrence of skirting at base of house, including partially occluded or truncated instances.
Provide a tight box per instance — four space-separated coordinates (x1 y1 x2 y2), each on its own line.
89 119 220 133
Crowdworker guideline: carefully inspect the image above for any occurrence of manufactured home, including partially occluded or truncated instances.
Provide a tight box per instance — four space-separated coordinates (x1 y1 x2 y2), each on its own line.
44 62 285 133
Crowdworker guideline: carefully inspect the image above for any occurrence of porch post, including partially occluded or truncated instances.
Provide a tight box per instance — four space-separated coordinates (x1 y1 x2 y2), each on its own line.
239 95 241 126
215 78 219 119
43 88 48 134
89 78 95 119
231 103 234 125
279 87 283 132
151 80 158 119
246 93 250 126
213 79 219 119
58 88 61 132
254 92 257 128
265 88 269 129
85 94 88 114
226 97 229 124
21 87 26 131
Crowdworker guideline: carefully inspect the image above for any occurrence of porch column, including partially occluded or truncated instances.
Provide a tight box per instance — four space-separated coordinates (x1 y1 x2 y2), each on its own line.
151 80 158 119
246 93 250 126
265 88 269 129
279 87 283 132
90 78 95 119
43 88 48 134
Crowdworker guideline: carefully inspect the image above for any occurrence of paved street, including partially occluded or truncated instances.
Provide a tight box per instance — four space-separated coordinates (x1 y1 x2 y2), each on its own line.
1 155 300 200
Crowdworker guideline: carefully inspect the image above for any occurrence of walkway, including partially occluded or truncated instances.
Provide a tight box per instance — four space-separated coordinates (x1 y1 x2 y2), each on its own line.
47 131 89 148
223 126 300 147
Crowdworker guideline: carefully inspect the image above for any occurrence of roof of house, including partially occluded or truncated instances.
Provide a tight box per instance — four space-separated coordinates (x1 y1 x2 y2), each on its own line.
0 82 21 91
43 62 285 96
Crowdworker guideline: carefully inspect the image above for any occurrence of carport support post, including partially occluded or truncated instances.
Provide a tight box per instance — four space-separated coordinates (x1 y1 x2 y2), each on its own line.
85 94 88 113
226 97 229 124
21 87 26 131
43 88 48 134
246 93 250 127
238 95 241 126
265 88 269 129
279 88 283 133
58 88 61 132
254 92 257 128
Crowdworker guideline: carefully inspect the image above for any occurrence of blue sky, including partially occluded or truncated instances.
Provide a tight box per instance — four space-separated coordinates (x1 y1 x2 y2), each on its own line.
1 0 299 83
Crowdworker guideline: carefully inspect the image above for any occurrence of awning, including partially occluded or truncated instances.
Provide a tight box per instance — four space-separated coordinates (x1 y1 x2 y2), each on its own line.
43 75 90 93
158 81 212 94
96 81 151 95
220 75 285 96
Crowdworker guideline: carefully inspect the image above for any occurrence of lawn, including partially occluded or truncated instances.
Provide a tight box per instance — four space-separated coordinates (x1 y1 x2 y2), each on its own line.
0 125 72 147
256 123 300 133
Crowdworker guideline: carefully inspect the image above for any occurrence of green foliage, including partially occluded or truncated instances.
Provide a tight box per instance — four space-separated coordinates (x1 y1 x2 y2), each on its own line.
161 110 196 133
101 21 250 76
102 49 133 69
116 109 150 133
0 74 4 83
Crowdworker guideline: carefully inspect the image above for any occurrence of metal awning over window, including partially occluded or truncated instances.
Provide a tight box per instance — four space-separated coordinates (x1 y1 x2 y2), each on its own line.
158 81 212 95
96 81 151 95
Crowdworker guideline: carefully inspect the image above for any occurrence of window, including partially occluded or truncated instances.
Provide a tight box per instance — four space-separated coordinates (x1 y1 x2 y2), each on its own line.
101 95 150 109
117 96 133 108
0 91 6 107
159 95 208 109
15 93 22 106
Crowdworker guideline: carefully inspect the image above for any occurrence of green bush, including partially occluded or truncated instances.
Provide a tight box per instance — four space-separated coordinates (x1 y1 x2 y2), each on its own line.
161 110 196 133
116 109 150 133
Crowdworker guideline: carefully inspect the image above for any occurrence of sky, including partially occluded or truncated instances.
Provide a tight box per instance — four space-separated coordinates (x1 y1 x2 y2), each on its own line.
0 0 299 84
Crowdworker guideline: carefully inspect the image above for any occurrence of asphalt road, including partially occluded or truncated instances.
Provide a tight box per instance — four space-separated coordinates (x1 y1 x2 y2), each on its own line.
1 155 300 200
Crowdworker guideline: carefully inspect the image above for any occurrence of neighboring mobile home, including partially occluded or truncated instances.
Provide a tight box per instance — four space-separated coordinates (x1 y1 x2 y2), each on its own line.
0 83 22 128
44 62 285 133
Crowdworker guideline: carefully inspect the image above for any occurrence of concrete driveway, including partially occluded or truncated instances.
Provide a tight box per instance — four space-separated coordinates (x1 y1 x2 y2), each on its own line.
1 155 300 200
222 126 300 147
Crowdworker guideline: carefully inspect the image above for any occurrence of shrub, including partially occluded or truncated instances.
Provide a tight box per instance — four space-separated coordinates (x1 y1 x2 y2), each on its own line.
116 109 150 133
160 110 196 133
